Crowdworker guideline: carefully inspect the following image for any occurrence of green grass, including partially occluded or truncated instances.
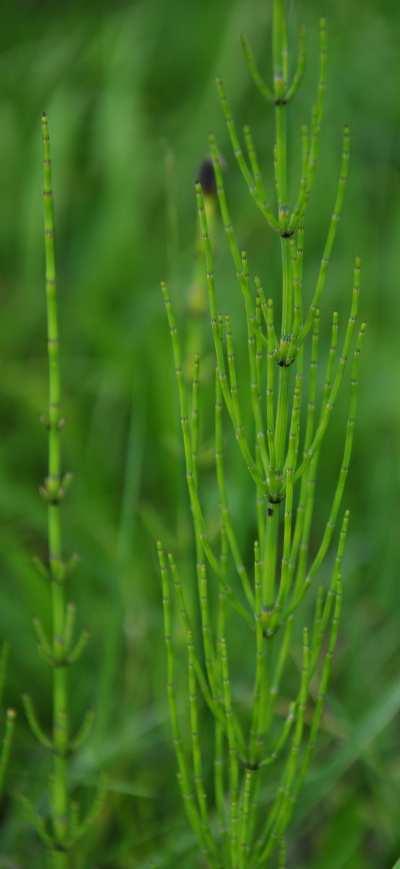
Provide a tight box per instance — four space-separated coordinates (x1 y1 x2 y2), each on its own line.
0 1 399 866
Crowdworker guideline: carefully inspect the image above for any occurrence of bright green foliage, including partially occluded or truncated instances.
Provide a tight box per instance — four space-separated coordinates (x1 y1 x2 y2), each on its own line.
21 115 103 868
161 0 365 865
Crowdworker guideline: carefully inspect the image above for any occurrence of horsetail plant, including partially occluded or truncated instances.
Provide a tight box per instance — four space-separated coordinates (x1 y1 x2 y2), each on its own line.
21 114 100 868
160 1 365 866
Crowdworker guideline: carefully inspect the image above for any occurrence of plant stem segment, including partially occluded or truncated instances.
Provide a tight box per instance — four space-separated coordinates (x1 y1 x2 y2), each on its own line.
42 112 69 866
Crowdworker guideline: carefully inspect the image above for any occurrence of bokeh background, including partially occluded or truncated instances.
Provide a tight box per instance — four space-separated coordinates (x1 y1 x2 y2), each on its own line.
0 0 399 866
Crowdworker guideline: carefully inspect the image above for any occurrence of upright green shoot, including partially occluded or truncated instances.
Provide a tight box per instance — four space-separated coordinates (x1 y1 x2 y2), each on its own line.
160 2 364 864
22 114 102 868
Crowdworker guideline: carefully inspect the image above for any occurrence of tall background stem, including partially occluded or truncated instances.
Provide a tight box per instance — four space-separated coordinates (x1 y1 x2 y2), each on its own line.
42 112 69 866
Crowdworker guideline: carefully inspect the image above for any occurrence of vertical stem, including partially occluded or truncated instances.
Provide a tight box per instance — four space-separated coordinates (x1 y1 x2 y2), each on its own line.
273 0 293 497
250 541 268 762
264 0 292 612
42 113 69 864
273 0 288 221
215 533 227 855
274 367 290 470
263 504 280 609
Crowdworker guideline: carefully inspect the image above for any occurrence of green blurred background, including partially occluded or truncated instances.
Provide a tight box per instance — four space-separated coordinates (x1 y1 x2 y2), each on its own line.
0 0 399 866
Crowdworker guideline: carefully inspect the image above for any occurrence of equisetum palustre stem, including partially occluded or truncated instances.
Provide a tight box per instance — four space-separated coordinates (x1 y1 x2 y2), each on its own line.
21 113 101 868
159 0 364 865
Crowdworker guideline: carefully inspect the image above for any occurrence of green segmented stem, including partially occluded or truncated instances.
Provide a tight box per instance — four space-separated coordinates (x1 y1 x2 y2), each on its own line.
42 113 69 864
187 627 209 827
255 300 267 550
273 0 289 222
270 617 293 705
191 354 200 488
163 282 255 673
262 497 280 608
296 575 343 799
274 366 290 472
240 34 274 103
240 252 270 479
194 185 232 408
168 552 246 753
215 538 227 848
309 517 345 679
272 0 294 509
301 124 351 337
276 376 302 612
198 560 218 697
311 574 343 741
258 628 310 861
289 125 309 234
249 542 268 764
296 258 361 482
23 118 95 868
273 4 292 460
273 0 289 96
220 634 240 867
215 375 255 616
157 542 209 855
216 78 253 191
288 323 365 616
238 767 255 866
224 312 263 492
259 702 295 769
209 135 242 272
287 504 350 621
310 586 326 659
264 292 277 471
303 19 327 212
292 313 320 593
304 310 321 451
196 186 264 487
162 281 219 691
216 79 279 232
255 296 263 393
288 226 305 352
22 694 52 748
289 308 336 587
244 125 267 203
285 25 306 101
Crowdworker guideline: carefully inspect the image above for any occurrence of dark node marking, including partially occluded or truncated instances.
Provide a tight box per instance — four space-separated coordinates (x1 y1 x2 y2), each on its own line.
274 98 287 107
280 229 295 239
268 493 283 504
267 507 274 517
196 158 217 196
277 356 295 368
